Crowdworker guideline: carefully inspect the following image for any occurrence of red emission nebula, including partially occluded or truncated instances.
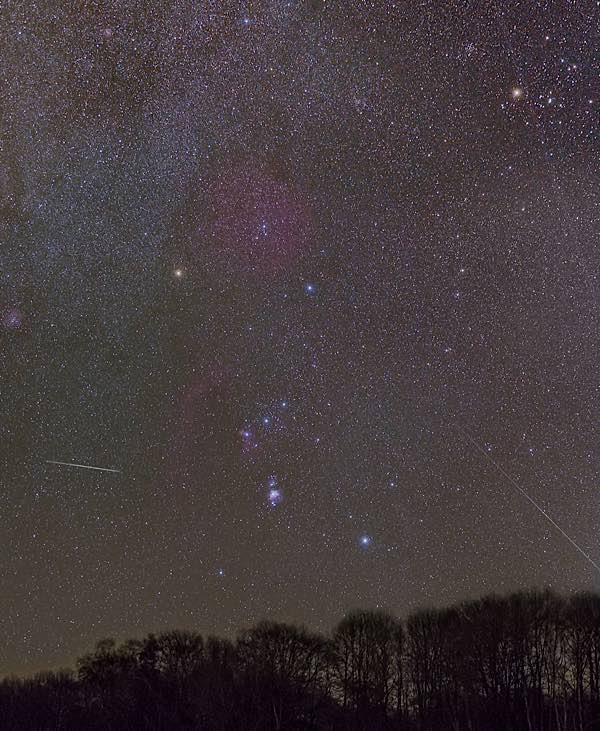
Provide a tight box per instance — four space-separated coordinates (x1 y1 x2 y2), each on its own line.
202 164 312 274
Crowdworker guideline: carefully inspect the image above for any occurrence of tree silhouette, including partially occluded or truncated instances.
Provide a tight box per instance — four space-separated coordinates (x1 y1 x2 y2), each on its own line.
4 590 600 730
332 609 402 726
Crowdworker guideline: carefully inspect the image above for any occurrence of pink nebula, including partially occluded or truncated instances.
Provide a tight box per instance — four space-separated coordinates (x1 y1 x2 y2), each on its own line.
167 363 238 484
203 164 312 274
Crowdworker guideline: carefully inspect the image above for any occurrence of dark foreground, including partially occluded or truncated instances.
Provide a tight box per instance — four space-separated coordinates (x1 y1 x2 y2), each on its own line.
2 590 600 730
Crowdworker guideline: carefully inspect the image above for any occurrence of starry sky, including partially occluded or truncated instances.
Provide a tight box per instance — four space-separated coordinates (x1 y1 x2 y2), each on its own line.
1 0 599 676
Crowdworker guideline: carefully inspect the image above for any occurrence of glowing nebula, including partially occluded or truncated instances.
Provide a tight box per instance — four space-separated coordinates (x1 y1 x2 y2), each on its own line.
204 165 312 274
3 308 22 330
268 488 283 507
168 363 238 484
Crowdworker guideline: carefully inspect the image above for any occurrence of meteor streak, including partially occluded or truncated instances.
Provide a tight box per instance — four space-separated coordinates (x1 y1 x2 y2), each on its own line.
45 460 121 474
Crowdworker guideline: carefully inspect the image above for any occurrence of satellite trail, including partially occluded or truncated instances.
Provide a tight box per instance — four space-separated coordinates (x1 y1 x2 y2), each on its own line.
457 424 600 575
45 460 121 474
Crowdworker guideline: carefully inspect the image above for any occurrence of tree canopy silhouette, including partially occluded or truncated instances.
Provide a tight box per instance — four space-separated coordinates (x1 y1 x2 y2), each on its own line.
3 590 600 730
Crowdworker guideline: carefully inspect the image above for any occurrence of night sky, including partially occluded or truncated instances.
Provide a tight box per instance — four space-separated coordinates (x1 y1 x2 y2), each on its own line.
1 1 599 676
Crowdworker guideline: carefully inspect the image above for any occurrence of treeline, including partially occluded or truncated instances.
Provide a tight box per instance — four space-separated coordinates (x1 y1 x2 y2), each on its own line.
2 590 600 730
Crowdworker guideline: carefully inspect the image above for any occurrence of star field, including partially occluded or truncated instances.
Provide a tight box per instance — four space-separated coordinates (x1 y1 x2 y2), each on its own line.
0 0 598 675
